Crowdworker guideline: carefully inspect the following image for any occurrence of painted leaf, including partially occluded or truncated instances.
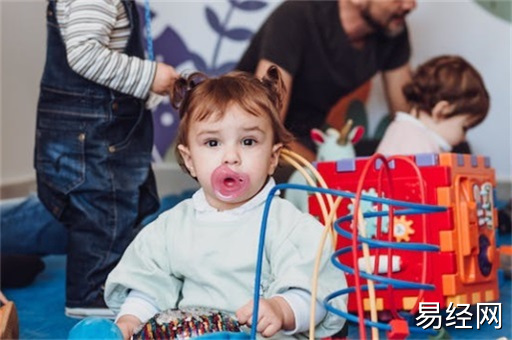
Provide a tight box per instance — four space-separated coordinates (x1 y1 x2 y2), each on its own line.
205 7 224 34
224 27 253 41
229 0 267 11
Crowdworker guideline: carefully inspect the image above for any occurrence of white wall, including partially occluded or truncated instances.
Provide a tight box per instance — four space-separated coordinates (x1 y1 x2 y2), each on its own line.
0 1 46 186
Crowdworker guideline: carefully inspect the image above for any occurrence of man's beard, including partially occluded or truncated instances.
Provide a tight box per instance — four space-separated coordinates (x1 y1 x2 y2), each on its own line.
360 7 406 37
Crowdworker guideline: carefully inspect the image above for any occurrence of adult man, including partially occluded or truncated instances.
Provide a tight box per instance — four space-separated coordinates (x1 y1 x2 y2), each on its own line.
237 0 416 161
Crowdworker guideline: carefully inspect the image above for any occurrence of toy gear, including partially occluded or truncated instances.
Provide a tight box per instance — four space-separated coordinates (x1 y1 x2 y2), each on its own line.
392 216 414 242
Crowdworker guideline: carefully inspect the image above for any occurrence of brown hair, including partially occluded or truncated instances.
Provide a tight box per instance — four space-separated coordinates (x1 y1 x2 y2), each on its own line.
403 55 490 128
171 66 294 172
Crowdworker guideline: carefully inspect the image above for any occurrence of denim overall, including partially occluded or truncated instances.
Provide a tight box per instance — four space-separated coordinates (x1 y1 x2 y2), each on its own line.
35 0 159 307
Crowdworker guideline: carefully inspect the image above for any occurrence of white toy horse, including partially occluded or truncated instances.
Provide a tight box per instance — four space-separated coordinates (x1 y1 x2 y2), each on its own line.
284 120 365 212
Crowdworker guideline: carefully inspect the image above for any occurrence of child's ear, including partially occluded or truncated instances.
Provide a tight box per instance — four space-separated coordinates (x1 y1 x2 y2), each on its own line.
432 100 454 121
268 143 283 175
177 144 196 177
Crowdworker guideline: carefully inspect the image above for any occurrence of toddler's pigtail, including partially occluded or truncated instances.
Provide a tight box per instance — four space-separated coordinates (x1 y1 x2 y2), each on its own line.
261 65 286 113
171 77 186 107
170 72 208 118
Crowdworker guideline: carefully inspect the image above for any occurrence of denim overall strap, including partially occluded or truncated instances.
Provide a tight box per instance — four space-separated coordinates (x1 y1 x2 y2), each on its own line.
122 0 146 64
40 1 110 96
35 0 159 307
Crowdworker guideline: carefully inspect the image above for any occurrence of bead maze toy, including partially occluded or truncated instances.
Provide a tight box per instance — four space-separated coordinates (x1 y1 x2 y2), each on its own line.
305 152 500 338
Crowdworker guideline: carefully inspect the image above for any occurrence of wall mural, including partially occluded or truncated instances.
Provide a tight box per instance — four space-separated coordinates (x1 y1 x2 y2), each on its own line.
138 1 269 161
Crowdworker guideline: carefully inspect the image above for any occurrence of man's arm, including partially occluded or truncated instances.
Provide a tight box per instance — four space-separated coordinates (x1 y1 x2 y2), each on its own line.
254 59 315 162
381 63 412 115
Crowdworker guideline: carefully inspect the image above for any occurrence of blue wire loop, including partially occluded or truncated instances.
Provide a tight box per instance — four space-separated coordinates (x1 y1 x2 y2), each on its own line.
250 183 446 339
143 0 154 61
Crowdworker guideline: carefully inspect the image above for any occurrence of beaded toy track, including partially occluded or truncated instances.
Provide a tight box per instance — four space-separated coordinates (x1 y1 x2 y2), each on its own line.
133 308 241 339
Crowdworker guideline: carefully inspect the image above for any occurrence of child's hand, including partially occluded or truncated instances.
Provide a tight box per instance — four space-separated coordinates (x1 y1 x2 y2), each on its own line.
151 62 178 95
116 314 142 340
236 297 295 337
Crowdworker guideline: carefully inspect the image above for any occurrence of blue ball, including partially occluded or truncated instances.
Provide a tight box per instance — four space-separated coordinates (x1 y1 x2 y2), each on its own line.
68 317 123 339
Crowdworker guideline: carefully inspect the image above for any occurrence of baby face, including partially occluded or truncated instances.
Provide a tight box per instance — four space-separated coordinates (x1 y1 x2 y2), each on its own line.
178 104 281 211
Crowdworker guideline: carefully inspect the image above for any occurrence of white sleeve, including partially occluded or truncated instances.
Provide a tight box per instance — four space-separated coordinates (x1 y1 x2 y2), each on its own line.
115 289 159 323
274 289 326 335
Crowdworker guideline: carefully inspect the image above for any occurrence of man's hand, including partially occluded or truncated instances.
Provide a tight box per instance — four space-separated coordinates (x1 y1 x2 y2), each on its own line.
151 62 178 95
116 314 142 340
236 297 295 338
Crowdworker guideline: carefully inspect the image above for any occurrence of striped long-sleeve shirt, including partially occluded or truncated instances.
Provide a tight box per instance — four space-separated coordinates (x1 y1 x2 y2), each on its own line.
56 0 156 99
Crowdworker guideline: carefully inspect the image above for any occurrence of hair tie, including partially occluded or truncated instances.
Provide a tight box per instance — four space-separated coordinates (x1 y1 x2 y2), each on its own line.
171 72 208 116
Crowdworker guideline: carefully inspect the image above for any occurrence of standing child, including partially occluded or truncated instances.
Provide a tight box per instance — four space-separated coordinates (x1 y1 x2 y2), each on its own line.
105 67 347 339
376 55 489 155
35 0 177 318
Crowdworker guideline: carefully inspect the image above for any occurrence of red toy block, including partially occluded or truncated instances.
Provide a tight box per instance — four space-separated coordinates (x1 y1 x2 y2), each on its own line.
387 319 409 340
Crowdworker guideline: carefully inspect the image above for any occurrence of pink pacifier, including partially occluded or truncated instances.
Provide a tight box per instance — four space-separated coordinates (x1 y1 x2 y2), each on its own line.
211 165 250 201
